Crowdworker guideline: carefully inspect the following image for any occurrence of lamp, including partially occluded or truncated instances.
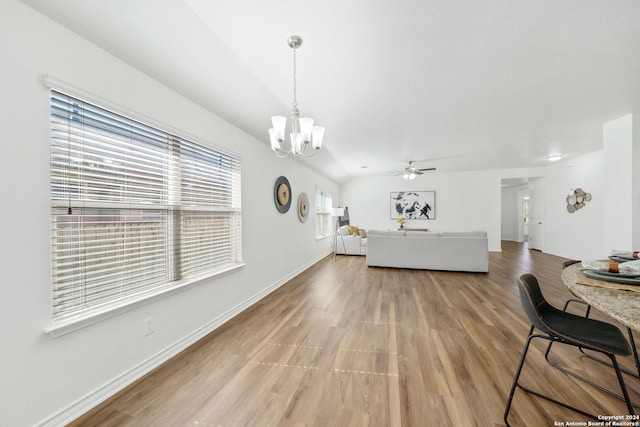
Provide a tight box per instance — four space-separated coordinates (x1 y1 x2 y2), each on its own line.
269 35 325 158
331 207 345 258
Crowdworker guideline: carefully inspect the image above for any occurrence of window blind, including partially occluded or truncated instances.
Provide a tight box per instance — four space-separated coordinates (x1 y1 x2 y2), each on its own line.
50 90 242 321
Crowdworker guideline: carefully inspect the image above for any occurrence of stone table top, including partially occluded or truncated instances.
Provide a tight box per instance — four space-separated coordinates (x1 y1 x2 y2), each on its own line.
562 263 640 332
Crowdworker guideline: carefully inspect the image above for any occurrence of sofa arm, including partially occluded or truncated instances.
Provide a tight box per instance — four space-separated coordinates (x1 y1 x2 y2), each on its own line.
335 235 365 255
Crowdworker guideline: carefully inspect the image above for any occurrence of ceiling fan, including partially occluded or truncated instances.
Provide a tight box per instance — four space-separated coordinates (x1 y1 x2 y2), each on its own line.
394 161 436 180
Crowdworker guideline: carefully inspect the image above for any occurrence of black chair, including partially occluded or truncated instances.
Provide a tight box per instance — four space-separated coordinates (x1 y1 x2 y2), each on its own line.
549 260 640 382
504 273 634 426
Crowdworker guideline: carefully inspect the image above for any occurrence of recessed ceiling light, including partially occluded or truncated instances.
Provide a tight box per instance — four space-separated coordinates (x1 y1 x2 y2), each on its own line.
360 165 368 169
547 154 563 162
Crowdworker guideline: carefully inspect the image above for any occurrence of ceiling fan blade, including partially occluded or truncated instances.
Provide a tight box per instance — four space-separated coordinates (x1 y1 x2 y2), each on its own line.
417 167 436 171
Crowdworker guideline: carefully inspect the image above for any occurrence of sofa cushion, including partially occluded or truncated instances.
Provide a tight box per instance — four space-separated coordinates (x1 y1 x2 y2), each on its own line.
348 225 359 235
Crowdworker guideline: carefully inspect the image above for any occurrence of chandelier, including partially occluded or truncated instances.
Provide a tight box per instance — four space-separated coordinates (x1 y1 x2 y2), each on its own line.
269 35 325 158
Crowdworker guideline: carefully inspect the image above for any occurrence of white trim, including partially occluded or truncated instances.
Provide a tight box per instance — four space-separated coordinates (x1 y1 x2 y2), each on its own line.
35 253 330 427
44 264 246 338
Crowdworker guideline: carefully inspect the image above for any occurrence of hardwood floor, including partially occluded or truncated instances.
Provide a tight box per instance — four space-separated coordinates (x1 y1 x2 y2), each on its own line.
69 241 640 426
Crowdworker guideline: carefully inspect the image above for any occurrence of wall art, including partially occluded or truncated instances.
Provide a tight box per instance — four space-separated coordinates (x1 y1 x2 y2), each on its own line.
390 191 435 220
298 192 309 222
566 188 591 213
274 176 291 213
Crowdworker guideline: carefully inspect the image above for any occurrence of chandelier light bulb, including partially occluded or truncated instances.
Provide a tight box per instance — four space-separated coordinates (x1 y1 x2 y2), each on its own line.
312 126 325 149
299 118 314 143
270 116 286 142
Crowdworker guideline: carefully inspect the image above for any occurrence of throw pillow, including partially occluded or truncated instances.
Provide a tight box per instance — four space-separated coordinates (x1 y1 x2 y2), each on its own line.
348 225 358 235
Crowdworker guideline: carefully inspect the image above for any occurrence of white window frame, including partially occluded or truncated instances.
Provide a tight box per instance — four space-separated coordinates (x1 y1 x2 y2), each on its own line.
45 81 243 336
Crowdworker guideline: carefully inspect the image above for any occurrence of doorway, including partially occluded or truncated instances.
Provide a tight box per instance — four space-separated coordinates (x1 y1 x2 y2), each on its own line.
501 177 544 251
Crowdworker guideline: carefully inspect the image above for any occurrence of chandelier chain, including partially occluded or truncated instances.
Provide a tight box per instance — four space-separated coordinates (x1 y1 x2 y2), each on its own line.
292 48 297 109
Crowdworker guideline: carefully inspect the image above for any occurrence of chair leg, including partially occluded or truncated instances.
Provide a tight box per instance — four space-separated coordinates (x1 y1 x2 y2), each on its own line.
507 329 606 425
504 326 535 427
609 354 636 416
627 328 640 377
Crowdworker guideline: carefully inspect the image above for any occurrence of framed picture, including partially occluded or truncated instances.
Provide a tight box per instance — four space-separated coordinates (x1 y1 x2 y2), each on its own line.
390 191 435 220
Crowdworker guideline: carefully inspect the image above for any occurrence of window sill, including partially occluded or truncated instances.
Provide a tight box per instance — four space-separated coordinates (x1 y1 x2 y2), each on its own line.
43 263 246 338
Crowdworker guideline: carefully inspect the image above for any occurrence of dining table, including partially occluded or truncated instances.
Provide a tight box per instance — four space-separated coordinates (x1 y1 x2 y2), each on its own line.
562 261 640 333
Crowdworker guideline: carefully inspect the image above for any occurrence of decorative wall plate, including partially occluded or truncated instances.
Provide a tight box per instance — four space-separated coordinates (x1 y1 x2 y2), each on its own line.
298 192 309 222
274 176 291 213
566 188 592 213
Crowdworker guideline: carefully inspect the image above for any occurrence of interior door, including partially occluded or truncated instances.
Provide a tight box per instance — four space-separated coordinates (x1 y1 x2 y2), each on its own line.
528 188 544 251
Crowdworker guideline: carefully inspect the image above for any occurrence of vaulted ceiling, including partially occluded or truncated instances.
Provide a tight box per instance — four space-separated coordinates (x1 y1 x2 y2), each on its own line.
22 0 640 183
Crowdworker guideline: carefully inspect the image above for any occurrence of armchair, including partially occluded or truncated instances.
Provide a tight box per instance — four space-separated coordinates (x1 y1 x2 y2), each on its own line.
335 225 367 256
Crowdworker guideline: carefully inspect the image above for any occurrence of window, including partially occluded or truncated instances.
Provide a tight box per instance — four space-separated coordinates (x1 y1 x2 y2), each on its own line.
49 90 242 326
315 186 333 238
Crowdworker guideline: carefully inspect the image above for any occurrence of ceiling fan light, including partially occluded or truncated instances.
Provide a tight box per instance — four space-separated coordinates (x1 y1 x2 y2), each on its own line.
312 126 324 149
409 172 417 180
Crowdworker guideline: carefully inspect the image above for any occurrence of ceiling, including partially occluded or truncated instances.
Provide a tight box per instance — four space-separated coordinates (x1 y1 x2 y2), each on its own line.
22 0 640 183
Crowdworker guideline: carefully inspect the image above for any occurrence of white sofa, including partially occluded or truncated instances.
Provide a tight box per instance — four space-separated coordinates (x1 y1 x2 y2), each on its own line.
366 230 488 272
335 225 367 256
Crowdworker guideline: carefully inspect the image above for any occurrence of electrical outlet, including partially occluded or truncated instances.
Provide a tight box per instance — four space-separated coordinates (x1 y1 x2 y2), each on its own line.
143 317 155 336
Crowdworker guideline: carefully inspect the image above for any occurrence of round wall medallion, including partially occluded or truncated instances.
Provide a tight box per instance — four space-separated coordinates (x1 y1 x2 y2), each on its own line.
298 192 309 222
274 176 291 213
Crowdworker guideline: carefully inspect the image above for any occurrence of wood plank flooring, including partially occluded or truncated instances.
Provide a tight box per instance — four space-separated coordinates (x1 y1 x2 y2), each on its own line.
69 241 640 426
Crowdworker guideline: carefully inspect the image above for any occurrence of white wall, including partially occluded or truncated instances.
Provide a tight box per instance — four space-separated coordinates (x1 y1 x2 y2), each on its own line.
604 114 633 251
0 2 338 425
499 145 637 260
540 113 638 260
340 170 504 252
542 151 605 260
342 156 621 260
501 186 518 241
635 114 640 248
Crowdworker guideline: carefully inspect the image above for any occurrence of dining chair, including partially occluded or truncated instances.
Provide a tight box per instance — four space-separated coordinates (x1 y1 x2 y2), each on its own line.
504 273 635 426
548 260 640 381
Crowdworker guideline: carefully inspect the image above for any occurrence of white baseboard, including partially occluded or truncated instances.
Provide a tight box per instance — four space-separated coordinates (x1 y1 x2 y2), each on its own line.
36 252 330 427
